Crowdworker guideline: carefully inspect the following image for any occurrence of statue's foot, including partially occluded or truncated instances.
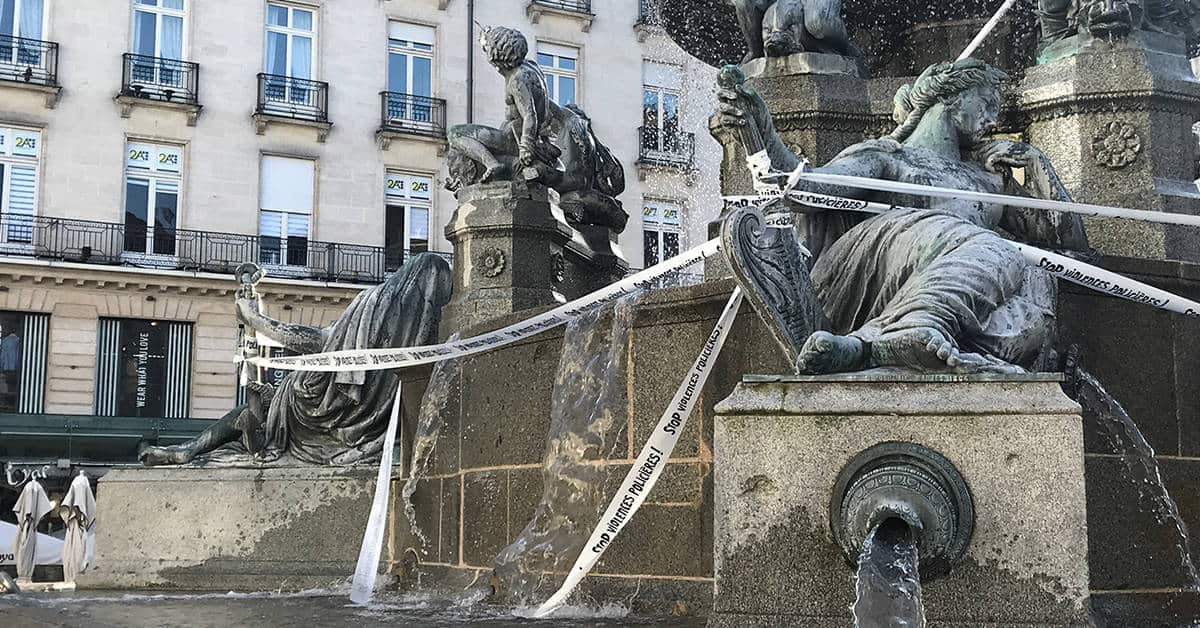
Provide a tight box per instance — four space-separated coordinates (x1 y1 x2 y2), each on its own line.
872 327 1025 374
797 331 867 374
138 444 195 466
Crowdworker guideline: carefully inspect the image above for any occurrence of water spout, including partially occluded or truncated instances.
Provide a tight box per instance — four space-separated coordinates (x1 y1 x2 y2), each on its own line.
853 517 926 628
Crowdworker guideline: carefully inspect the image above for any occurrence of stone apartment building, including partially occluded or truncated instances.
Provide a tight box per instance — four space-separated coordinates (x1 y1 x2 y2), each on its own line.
0 0 720 462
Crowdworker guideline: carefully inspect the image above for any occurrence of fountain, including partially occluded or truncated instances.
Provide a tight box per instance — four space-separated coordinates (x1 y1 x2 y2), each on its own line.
42 1 1200 626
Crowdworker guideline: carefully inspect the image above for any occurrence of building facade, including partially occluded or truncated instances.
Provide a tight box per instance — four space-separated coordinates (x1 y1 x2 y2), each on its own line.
0 0 720 463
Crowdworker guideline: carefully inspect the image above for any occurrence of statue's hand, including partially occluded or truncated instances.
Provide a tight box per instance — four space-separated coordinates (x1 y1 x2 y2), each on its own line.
710 84 771 144
977 139 1044 173
518 140 536 168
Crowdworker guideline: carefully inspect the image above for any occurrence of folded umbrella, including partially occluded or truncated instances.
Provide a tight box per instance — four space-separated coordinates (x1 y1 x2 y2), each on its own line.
12 479 53 581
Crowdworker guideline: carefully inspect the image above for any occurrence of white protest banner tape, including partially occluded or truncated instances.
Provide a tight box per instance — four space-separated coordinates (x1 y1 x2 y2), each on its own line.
250 239 722 373
799 170 1200 228
773 188 1200 317
532 287 745 618
349 380 403 604
1013 244 1200 318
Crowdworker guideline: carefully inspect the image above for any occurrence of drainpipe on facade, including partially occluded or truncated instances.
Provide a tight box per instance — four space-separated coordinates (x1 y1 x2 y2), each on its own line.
467 0 475 123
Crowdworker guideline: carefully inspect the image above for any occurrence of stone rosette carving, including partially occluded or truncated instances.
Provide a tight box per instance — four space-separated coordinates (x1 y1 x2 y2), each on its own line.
1092 121 1141 169
480 248 506 278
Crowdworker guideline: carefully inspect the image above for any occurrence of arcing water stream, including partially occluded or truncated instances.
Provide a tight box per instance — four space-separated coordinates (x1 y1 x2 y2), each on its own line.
492 295 640 604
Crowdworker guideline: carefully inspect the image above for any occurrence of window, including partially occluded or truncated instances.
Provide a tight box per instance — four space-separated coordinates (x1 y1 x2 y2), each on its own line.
264 3 316 105
259 155 314 267
386 22 434 126
642 61 681 154
0 310 47 414
384 172 431 272
642 199 681 266
123 141 181 256
536 42 577 106
95 318 192 418
0 127 40 249
0 0 46 67
130 0 186 89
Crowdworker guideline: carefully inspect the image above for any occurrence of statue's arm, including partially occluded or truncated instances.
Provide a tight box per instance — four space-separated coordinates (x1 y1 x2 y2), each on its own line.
980 139 1090 250
790 145 891 201
237 298 329 354
512 76 540 162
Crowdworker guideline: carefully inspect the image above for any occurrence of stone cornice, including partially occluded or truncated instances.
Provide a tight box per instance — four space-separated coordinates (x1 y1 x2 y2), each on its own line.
772 110 892 134
1018 89 1200 122
0 258 359 305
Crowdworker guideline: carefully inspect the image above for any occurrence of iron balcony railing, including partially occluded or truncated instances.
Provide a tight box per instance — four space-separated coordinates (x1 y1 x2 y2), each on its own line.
637 0 661 25
380 92 447 139
531 0 593 14
256 73 329 123
120 53 200 105
638 126 696 168
0 34 58 87
0 212 451 285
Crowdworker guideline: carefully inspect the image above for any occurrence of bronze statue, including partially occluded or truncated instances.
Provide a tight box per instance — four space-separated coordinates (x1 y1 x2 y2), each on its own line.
445 27 627 232
726 0 860 61
713 59 1089 374
139 254 452 466
1038 0 1200 47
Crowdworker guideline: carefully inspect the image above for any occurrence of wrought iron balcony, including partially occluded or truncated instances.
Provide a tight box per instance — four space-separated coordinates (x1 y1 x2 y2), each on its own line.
0 212 451 285
638 126 696 168
380 92 447 139
530 0 592 14
0 34 58 87
256 73 329 123
636 0 662 26
120 53 200 105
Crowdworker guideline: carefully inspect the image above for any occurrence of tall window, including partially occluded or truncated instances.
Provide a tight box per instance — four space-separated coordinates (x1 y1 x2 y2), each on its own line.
0 0 45 67
95 318 192 419
264 3 316 104
384 172 431 272
643 199 681 266
0 126 39 249
536 42 577 106
130 0 186 89
0 310 47 414
259 155 314 267
123 142 181 256
642 61 681 154
386 22 434 126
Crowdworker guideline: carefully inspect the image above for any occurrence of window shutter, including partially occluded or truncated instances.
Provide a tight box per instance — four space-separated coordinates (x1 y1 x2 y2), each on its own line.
260 156 314 214
389 22 434 47
17 312 47 414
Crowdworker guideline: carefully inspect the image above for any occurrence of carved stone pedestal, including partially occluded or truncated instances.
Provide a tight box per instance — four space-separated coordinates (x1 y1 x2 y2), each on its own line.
1020 37 1200 261
708 52 875 281
711 373 1091 626
441 182 573 336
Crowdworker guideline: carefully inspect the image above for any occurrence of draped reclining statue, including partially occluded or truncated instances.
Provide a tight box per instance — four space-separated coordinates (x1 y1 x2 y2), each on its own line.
139 254 452 467
712 58 1091 374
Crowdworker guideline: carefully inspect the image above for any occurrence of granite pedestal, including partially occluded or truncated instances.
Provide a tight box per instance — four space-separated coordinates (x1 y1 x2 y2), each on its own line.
79 466 378 591
711 373 1091 626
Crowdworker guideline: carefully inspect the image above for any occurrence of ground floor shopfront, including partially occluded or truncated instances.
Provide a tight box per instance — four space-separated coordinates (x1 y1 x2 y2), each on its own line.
0 257 366 464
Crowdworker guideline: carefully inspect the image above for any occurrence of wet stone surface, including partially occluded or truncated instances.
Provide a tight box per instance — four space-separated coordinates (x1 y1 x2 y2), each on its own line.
0 591 705 628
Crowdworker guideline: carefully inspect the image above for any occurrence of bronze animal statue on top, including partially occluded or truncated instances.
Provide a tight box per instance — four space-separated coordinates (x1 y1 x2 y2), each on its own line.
726 0 860 61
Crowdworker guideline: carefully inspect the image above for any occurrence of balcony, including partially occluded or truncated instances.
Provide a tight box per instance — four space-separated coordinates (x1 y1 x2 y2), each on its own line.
527 0 594 31
253 73 332 142
0 34 60 107
0 212 451 285
117 54 201 125
377 92 448 151
637 126 696 172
